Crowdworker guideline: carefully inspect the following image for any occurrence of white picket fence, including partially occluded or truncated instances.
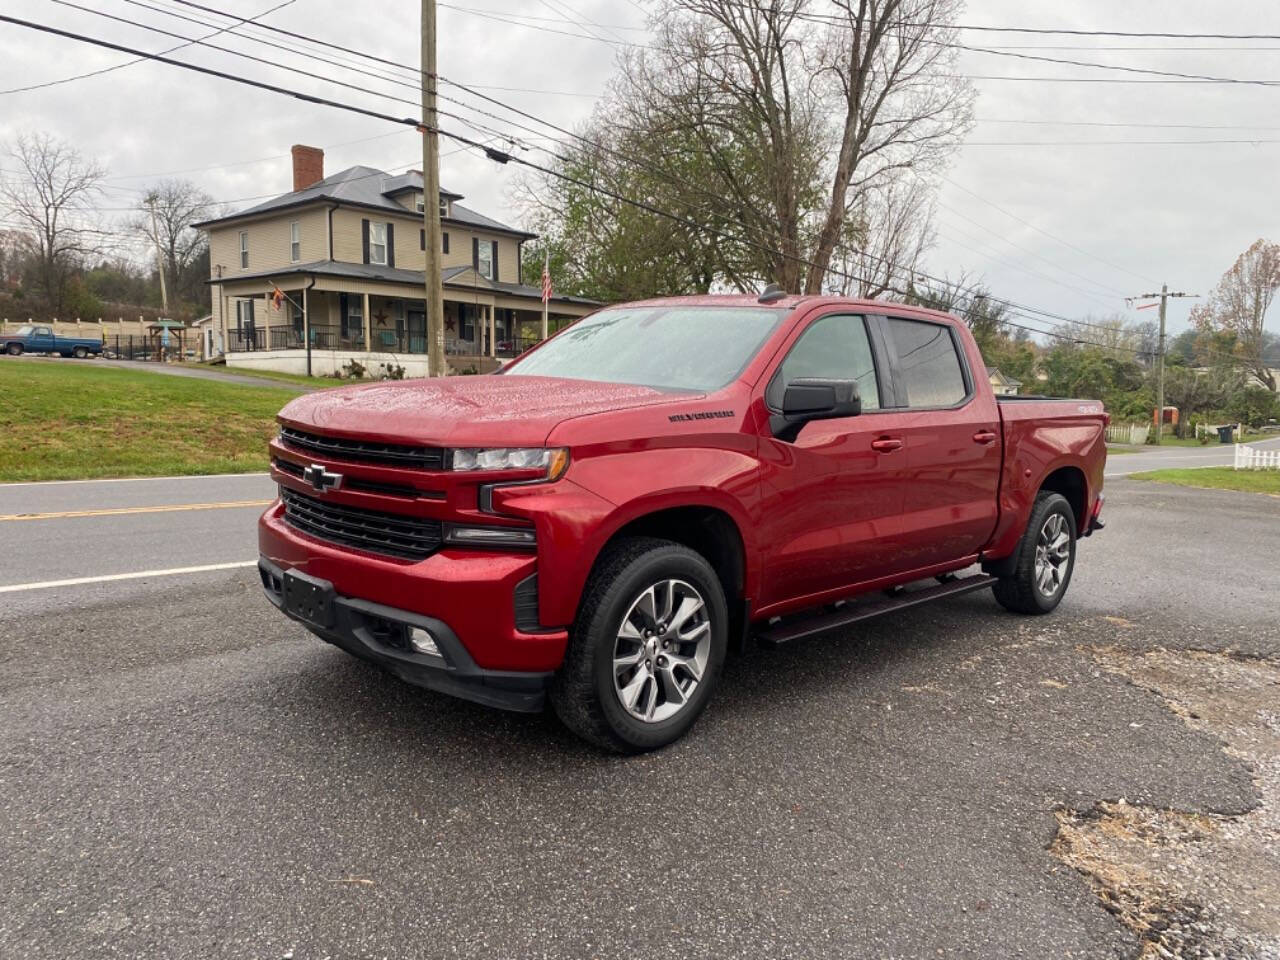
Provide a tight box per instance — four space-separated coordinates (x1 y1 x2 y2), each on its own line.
1234 444 1280 470
1105 422 1150 446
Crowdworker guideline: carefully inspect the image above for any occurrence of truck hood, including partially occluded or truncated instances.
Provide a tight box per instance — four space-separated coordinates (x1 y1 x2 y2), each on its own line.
277 374 690 447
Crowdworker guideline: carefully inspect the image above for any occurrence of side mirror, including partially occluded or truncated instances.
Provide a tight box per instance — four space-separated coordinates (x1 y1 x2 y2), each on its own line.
770 378 861 442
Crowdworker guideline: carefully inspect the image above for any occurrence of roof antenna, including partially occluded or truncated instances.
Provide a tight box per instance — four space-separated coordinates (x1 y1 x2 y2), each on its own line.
758 282 786 304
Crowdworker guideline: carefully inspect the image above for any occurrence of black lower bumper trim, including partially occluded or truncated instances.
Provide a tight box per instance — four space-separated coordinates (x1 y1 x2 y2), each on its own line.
258 558 551 713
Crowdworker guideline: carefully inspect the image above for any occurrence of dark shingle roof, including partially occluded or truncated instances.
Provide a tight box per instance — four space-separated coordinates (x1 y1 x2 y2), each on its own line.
193 165 535 238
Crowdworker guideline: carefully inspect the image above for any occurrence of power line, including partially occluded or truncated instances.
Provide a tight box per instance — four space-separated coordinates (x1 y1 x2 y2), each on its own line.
0 0 295 95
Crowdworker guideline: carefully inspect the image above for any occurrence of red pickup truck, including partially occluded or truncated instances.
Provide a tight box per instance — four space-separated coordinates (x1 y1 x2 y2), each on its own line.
259 293 1106 751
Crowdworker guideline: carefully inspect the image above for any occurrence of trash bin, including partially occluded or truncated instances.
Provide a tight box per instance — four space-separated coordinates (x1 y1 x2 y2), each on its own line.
1217 425 1234 444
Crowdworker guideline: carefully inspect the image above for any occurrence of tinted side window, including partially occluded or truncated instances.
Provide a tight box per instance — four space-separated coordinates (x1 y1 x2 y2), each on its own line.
887 318 967 408
768 314 880 411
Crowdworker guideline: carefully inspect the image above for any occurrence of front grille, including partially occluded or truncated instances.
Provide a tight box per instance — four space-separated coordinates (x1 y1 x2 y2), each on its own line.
272 458 438 500
281 487 442 561
280 426 444 470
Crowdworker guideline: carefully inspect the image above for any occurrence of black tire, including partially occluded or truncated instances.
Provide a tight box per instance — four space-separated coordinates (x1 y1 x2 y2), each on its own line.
551 536 728 753
73 346 88 359
992 491 1077 615
5 343 21 356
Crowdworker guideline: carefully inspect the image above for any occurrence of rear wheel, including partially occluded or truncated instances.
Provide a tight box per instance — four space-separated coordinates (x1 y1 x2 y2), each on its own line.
5 343 21 356
992 491 1077 615
551 537 727 753
73 346 88 359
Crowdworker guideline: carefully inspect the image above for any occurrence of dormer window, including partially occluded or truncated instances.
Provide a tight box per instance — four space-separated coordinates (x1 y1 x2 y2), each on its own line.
415 192 424 213
440 197 449 218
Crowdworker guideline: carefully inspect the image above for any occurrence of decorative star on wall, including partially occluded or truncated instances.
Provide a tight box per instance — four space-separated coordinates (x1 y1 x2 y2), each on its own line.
373 310 389 327
445 317 455 331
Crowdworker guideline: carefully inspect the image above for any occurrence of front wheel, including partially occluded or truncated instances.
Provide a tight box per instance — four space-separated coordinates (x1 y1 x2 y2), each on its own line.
551 537 728 753
992 491 1077 615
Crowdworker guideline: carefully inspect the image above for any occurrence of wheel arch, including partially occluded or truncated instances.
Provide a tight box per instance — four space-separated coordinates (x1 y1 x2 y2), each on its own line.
1038 464 1088 533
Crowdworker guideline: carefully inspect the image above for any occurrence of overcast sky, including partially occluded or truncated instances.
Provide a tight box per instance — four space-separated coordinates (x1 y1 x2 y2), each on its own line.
2 0 1279 336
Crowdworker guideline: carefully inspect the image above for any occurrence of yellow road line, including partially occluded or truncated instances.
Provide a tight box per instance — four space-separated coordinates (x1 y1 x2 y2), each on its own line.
0 499 274 522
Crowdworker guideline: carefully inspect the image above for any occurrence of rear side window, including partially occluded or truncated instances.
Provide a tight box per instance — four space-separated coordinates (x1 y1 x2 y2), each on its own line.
768 314 880 411
887 318 968 408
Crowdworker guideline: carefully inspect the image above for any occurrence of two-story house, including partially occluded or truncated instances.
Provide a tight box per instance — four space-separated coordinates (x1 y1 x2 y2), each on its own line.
196 145 598 375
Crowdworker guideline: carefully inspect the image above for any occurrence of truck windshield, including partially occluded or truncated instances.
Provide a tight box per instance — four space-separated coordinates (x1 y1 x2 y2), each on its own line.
505 305 788 392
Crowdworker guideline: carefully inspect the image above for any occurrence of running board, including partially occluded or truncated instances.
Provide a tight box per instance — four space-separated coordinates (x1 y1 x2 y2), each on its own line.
755 573 996 647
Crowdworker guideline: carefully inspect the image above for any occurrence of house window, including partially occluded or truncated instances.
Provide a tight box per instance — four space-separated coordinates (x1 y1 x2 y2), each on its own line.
415 192 425 213
440 197 449 218
476 241 493 280
369 222 387 265
460 304 475 342
290 298 303 337
239 231 248 269
343 297 363 342
289 221 300 262
443 232 449 254
420 229 425 251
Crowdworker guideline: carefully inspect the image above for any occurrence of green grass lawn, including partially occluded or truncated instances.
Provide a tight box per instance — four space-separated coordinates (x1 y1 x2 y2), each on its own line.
0 360 297 481
1128 467 1280 496
191 362 341 388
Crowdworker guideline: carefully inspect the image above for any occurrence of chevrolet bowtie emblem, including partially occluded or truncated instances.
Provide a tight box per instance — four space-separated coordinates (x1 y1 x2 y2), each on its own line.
302 463 343 493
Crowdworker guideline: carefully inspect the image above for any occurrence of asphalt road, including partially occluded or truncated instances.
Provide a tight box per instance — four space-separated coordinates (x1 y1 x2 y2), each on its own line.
1104 433 1280 476
2 466 1277 959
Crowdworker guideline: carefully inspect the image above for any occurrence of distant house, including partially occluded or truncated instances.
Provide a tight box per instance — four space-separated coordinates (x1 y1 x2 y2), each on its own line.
195 145 598 375
986 365 1022 396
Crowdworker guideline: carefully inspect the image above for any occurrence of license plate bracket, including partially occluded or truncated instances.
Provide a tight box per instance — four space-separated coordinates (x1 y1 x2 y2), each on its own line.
282 569 335 629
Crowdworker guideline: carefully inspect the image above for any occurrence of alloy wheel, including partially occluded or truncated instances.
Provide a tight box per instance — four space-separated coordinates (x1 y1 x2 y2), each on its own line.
1034 513 1071 598
612 578 711 723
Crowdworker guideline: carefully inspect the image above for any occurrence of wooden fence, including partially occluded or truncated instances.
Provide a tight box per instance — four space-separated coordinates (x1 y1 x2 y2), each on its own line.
1105 422 1150 445
1234 444 1280 470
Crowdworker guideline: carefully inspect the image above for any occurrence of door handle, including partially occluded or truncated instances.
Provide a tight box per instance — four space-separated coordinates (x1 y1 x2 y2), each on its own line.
973 430 998 445
871 437 904 452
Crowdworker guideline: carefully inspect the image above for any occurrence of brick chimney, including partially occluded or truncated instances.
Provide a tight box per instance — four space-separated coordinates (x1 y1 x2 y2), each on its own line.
291 144 324 192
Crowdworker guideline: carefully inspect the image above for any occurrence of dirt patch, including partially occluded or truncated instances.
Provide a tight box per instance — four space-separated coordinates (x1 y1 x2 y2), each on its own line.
1051 648 1280 958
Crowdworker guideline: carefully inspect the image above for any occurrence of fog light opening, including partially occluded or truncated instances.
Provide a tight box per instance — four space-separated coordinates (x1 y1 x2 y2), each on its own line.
408 626 441 657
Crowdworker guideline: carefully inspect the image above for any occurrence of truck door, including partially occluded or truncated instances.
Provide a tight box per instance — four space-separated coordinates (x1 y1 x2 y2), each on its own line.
34 326 55 352
755 312 913 608
880 315 1002 567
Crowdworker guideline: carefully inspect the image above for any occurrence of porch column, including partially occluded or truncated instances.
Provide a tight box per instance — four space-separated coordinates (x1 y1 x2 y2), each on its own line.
362 292 371 351
302 285 312 376
488 305 495 359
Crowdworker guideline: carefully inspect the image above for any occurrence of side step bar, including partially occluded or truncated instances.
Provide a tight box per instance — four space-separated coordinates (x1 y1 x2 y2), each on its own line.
755 573 996 647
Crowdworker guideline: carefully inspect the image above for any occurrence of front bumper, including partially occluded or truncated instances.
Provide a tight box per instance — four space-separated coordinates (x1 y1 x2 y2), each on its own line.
259 556 553 713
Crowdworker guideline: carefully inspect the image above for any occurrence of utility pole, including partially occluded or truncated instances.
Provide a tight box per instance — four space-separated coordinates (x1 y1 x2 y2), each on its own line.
147 197 169 315
421 0 447 377
1128 285 1197 445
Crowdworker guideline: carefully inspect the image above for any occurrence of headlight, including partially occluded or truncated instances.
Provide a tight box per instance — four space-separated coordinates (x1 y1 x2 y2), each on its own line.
450 447 570 479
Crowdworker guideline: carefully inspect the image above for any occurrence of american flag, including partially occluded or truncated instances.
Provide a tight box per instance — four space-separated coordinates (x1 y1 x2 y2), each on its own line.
541 251 552 305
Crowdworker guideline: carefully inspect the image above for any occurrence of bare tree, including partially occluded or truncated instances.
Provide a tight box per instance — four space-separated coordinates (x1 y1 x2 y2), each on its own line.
806 0 973 292
1190 238 1280 391
521 0 971 296
0 133 107 313
828 176 935 298
132 178 215 309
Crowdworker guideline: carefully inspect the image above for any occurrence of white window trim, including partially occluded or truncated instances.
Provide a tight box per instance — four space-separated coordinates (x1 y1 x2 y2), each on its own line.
415 193 425 213
369 222 388 266
289 221 300 262
439 197 449 218
239 231 248 269
477 241 493 280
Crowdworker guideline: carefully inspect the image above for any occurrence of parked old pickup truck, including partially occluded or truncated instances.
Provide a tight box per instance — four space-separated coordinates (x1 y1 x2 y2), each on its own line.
258 292 1107 751
1 324 102 358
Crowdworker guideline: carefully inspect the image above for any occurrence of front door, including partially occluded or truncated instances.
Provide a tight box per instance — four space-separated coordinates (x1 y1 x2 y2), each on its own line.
755 312 913 609
879 314 1002 568
407 309 426 354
